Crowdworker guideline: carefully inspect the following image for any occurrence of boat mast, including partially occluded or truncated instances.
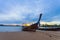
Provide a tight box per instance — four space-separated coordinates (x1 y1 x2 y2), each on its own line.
37 13 42 25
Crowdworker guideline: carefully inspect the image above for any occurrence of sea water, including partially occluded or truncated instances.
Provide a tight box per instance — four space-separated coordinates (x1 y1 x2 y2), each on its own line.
0 26 22 32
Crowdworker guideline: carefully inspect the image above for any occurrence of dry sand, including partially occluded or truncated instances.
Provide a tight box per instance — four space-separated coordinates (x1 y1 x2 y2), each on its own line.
0 31 60 40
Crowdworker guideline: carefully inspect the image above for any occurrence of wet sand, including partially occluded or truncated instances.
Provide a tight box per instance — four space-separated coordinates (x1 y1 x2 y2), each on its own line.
0 31 60 40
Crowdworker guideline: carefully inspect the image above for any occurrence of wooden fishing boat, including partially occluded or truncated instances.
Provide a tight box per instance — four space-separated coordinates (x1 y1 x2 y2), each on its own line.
22 13 42 32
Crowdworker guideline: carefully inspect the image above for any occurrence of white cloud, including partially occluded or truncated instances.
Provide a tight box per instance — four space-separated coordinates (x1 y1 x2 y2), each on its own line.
0 0 60 24
0 0 44 23
51 15 60 21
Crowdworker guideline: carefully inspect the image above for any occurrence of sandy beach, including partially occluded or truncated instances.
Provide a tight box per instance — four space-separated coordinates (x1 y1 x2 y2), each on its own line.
0 31 60 40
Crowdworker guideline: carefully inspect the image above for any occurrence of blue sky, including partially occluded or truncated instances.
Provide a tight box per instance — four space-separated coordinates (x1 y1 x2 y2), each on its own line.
0 0 60 24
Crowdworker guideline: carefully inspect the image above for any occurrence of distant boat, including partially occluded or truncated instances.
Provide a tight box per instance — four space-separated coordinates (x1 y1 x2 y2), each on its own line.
38 27 60 31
